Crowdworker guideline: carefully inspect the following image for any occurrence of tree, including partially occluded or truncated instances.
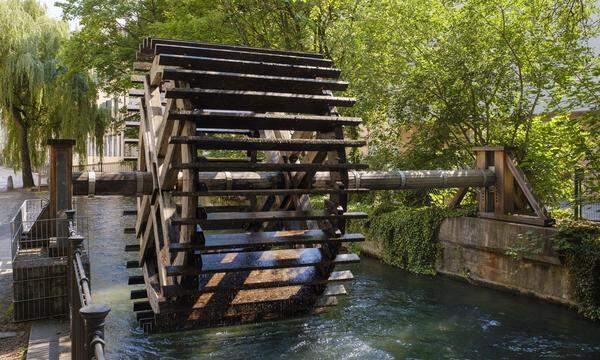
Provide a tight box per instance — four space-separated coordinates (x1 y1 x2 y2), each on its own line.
59 0 599 205
343 0 599 205
58 0 353 93
0 0 107 187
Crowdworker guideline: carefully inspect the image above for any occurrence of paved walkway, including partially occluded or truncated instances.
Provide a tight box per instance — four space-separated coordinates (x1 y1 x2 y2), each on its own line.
0 166 47 192
25 321 70 360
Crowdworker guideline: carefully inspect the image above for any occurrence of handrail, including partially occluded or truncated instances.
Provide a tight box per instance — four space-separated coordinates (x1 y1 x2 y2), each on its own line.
66 210 110 360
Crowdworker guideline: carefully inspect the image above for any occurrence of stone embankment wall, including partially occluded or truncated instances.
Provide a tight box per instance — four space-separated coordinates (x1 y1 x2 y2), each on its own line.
436 217 571 305
360 216 573 305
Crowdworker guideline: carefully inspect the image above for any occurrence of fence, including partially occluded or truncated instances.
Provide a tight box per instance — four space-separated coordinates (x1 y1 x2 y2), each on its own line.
10 203 109 358
73 161 136 173
66 210 110 360
574 168 599 221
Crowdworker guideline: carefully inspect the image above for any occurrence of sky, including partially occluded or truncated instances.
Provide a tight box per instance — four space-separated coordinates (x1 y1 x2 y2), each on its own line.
40 0 62 20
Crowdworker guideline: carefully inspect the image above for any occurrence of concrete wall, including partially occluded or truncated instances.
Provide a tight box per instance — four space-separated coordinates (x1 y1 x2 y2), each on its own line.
437 217 573 305
359 216 574 306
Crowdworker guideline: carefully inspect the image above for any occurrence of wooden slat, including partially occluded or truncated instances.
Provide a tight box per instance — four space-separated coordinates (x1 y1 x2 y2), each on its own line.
129 88 145 97
168 230 364 251
170 136 365 151
133 301 152 312
174 162 368 172
201 205 252 213
196 128 253 136
168 110 362 131
161 269 354 296
323 284 347 297
172 210 368 227
136 310 154 321
131 75 144 83
127 260 141 268
125 244 140 252
148 38 325 59
154 43 332 67
165 88 355 114
124 227 135 234
171 188 369 197
166 248 359 276
130 289 148 300
128 276 144 285
123 209 137 216
133 61 151 71
157 54 341 79
162 69 347 94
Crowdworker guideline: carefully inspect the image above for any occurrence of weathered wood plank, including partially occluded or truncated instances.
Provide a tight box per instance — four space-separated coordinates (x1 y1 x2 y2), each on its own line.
166 249 360 276
169 136 365 151
157 54 341 79
174 162 368 172
168 230 364 251
172 210 368 227
148 38 325 59
154 43 333 67
161 269 354 296
165 88 355 114
162 69 347 94
171 188 369 197
168 110 362 131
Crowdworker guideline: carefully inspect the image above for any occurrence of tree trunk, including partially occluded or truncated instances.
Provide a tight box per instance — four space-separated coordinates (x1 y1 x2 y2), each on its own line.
19 124 35 188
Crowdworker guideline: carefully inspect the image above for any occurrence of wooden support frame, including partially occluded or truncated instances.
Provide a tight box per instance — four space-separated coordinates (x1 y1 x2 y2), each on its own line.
472 147 551 226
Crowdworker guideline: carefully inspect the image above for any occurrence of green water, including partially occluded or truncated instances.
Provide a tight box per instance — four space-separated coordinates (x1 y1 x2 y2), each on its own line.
73 196 600 359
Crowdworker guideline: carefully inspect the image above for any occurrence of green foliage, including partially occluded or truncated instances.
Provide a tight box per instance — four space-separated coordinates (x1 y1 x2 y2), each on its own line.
58 0 350 93
505 231 544 260
553 220 600 320
0 0 108 182
359 202 475 275
516 114 596 205
59 0 599 204
352 0 599 205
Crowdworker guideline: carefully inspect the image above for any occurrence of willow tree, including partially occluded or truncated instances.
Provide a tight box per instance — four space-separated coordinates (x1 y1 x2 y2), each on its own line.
0 0 107 187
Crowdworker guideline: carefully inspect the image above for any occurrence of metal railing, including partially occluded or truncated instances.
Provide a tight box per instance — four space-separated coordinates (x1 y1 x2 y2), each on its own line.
73 161 136 173
66 210 110 360
11 203 91 323
574 168 599 221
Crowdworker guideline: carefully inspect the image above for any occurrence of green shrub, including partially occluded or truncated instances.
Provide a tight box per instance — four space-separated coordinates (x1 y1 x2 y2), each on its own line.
553 220 600 320
362 204 475 275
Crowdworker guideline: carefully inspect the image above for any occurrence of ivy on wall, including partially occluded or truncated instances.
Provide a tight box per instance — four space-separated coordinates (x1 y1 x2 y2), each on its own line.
553 220 600 320
358 204 475 275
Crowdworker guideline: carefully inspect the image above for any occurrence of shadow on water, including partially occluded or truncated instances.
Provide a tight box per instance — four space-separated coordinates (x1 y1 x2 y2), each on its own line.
74 196 600 359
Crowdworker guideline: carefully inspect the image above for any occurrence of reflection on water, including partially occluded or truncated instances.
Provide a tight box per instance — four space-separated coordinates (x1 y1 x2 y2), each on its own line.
75 196 600 359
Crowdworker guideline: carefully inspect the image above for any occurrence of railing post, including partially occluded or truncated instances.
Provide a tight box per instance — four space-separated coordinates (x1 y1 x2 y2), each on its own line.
80 304 110 359
574 167 583 220
65 209 76 235
69 235 85 360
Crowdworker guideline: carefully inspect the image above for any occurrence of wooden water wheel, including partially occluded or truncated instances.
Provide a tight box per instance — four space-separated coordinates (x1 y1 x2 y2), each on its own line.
125 37 368 332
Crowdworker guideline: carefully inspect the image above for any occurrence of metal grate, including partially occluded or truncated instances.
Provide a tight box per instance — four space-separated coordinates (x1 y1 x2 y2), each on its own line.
10 201 89 322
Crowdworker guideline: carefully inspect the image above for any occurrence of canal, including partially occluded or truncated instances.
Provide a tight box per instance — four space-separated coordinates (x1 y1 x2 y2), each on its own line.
72 196 600 359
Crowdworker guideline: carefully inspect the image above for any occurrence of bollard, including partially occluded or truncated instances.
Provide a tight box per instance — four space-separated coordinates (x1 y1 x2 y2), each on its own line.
48 139 75 219
79 304 111 360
